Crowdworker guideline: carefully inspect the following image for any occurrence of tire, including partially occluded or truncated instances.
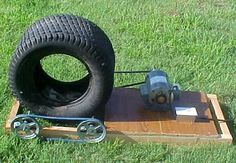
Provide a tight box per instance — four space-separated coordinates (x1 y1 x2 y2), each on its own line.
9 14 115 118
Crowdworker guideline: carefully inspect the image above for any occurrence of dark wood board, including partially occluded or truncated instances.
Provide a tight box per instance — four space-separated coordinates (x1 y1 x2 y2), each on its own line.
105 88 217 136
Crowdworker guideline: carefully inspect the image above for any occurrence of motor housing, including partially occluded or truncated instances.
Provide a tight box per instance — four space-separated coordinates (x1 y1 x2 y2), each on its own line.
140 70 180 111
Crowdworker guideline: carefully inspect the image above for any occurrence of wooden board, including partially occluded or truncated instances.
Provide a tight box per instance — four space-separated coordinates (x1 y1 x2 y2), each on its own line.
5 88 232 144
104 88 232 143
105 89 217 136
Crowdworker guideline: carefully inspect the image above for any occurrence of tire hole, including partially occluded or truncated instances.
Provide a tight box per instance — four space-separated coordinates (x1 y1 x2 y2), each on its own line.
40 54 88 82
35 54 91 105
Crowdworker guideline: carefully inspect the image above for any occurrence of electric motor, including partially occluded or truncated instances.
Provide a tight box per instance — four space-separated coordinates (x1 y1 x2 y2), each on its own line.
140 70 180 111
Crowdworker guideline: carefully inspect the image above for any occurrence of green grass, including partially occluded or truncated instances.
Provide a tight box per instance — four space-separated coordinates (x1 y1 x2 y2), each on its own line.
41 54 89 82
0 0 236 162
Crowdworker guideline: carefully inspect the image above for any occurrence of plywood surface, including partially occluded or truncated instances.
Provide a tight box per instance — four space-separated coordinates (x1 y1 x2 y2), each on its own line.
105 88 218 137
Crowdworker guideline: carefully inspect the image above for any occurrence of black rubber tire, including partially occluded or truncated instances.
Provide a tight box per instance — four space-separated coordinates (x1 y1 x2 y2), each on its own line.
9 14 115 117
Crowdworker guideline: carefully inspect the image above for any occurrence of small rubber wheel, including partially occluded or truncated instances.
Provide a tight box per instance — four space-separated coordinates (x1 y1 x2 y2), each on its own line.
9 14 115 117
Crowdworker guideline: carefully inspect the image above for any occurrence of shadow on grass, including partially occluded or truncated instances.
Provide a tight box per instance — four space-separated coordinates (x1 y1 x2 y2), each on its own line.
220 103 236 144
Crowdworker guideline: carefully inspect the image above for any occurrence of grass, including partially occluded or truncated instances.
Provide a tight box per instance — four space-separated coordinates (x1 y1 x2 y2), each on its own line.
41 54 89 82
0 0 236 162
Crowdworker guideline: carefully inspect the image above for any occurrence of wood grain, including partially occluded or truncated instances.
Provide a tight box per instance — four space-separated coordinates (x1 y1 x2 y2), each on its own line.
105 88 162 134
105 88 218 136
40 126 79 139
5 100 20 132
208 94 232 142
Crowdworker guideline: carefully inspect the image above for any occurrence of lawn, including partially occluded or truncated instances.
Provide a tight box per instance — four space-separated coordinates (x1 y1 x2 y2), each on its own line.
0 0 236 162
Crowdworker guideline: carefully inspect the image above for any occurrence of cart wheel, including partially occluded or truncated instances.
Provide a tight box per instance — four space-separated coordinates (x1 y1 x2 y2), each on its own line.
77 119 106 143
11 115 40 139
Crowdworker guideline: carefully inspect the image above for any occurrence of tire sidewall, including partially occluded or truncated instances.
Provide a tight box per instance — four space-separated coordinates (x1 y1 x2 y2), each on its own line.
14 41 111 117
